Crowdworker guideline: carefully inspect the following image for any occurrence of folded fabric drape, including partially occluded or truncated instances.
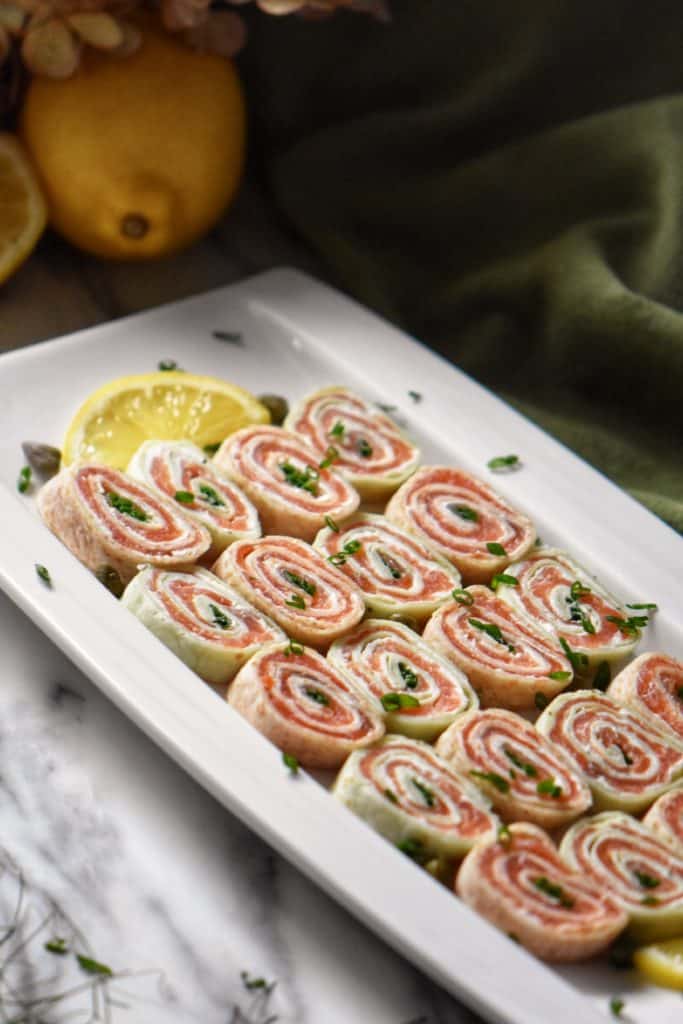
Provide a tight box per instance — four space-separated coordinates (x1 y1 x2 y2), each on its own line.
243 0 683 532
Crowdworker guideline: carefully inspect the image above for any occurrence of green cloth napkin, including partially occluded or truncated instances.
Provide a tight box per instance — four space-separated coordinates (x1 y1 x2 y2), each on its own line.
243 0 683 533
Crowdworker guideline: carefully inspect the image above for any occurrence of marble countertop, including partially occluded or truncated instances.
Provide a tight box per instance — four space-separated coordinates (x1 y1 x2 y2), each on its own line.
0 189 477 1024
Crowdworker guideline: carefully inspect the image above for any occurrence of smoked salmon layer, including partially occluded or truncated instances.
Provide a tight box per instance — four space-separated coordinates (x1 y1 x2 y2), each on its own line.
435 708 592 829
385 466 536 583
536 691 683 814
456 822 627 962
328 618 478 742
128 440 261 559
227 643 384 768
608 652 683 743
213 535 365 648
560 812 683 942
333 736 498 862
213 425 359 541
284 385 420 501
37 463 211 585
496 548 641 674
643 788 683 856
314 513 461 626
121 566 286 685
422 586 573 710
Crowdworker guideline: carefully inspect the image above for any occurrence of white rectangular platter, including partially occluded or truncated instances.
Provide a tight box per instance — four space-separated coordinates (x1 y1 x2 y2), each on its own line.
0 268 681 1024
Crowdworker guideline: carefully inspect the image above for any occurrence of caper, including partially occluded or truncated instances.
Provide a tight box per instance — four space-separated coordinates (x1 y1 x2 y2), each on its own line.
21 442 61 478
258 393 289 426
95 565 125 599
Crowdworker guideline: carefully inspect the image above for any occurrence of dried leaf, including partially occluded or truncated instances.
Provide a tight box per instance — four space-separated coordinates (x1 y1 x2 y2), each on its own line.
66 11 123 48
22 15 80 77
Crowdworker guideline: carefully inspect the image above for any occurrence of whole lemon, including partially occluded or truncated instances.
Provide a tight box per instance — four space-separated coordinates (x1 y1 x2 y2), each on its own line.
20 24 246 259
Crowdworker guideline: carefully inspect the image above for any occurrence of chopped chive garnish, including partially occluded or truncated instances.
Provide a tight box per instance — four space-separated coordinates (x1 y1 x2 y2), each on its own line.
452 588 474 605
358 439 373 458
548 670 571 681
411 778 436 807
380 692 420 711
616 743 633 766
17 465 31 493
407 390 422 403
198 483 225 507
641 895 659 906
76 954 113 976
283 751 299 772
536 778 562 798
397 837 425 861
241 972 268 990
45 937 69 955
451 504 479 522
609 997 625 1017
486 542 507 556
534 692 549 711
324 515 340 532
570 580 591 599
209 603 231 629
491 573 519 590
593 661 611 691
469 770 510 794
203 442 221 456
105 491 149 521
35 563 51 586
284 639 304 656
533 876 574 908
677 686 683 700
174 490 194 504
378 551 403 579
626 602 658 611
606 614 648 636
384 788 398 804
329 420 345 440
285 593 306 609
280 461 319 495
504 748 537 777
579 613 595 635
328 552 346 566
319 446 339 469
305 687 330 706
487 454 520 472
158 358 178 371
328 539 362 566
398 662 419 690
497 824 512 845
559 636 589 671
212 330 243 344
634 870 660 889
468 618 515 652
376 402 397 414
282 570 316 596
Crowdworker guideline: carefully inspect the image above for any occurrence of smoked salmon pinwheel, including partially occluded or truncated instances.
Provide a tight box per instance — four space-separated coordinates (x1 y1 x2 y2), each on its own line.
385 466 536 583
536 691 683 814
608 653 683 744
127 440 260 559
422 586 573 710
213 535 365 648
456 823 627 962
284 386 420 501
643 788 683 856
38 463 211 585
496 548 641 675
213 425 359 541
228 643 384 768
435 709 592 829
560 812 683 941
314 513 461 626
333 736 498 862
328 619 478 741
121 566 286 685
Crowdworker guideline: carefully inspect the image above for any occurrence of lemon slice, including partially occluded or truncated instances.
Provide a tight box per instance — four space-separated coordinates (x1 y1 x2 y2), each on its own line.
0 133 47 284
62 371 270 469
633 937 683 991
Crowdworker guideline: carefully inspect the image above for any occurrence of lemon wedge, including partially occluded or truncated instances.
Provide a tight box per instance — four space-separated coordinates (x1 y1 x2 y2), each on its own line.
62 371 270 468
0 133 47 284
633 937 683 991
